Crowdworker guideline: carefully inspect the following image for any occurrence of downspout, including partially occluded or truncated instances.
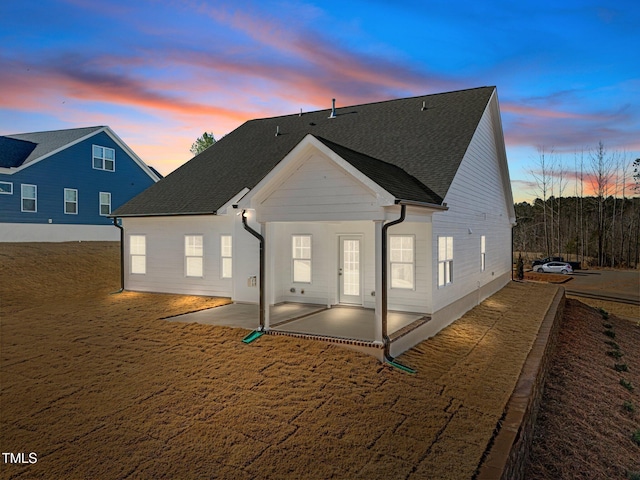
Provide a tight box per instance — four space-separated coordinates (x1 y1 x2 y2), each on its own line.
242 210 265 331
381 204 406 362
111 217 125 294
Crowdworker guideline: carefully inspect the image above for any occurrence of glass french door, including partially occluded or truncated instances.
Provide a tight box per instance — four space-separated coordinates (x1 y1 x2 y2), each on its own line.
339 236 362 305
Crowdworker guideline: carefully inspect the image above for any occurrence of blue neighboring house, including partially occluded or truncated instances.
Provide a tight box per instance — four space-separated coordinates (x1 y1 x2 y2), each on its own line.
0 126 161 241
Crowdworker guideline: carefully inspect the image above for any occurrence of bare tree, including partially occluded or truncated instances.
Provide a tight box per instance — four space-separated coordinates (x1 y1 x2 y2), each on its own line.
555 157 568 257
589 141 615 266
529 146 554 256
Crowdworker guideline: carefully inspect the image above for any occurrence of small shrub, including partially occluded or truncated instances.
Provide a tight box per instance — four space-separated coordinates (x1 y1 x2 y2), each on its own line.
607 350 624 359
620 379 635 392
606 340 620 349
599 308 610 319
615 363 629 372
603 322 613 329
623 401 635 413
628 471 640 480
632 430 640 446
604 329 616 339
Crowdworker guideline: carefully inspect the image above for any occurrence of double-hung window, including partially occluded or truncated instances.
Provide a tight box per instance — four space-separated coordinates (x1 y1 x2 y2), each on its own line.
185 235 204 277
100 192 111 216
220 235 232 279
292 235 311 283
64 188 78 214
130 235 146 274
21 184 37 212
480 235 486 272
93 145 115 171
390 235 415 289
438 236 453 287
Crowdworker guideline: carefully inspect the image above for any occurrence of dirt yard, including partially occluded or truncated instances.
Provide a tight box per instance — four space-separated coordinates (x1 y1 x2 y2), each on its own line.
1 242 559 479
524 299 640 479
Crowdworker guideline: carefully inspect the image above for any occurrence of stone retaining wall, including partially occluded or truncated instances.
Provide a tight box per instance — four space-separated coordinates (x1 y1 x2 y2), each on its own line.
476 286 566 480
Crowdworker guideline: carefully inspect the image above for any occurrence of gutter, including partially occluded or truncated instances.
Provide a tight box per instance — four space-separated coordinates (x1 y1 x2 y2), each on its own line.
111 217 125 294
381 204 406 363
395 198 448 211
241 210 265 332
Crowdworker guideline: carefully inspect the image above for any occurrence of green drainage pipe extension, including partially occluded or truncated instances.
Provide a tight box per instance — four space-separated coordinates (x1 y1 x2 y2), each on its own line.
385 359 416 374
242 330 264 344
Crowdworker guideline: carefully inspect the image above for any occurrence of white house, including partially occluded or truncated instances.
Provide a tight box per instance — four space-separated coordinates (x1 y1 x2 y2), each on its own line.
112 87 515 361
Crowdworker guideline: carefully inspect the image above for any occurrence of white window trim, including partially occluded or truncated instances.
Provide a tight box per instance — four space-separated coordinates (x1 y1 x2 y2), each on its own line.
220 234 232 279
389 234 415 290
64 188 78 215
438 236 454 288
0 181 13 194
99 192 112 216
129 235 146 275
481 235 486 272
292 234 312 284
92 144 116 172
185 234 204 278
21 184 37 212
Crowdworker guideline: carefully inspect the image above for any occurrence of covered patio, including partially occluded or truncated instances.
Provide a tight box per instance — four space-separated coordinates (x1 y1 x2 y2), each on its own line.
168 302 431 357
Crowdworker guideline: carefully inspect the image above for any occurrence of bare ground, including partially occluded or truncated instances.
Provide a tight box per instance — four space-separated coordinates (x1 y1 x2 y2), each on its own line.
0 242 562 479
524 299 640 479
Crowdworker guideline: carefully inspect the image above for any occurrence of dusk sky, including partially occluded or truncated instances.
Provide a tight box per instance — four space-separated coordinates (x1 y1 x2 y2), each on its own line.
1 0 638 202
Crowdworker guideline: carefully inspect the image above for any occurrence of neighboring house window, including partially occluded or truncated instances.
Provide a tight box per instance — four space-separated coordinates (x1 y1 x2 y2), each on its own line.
64 188 78 214
130 235 146 274
21 184 37 212
438 236 454 287
292 235 311 283
480 235 486 272
0 181 12 194
390 235 415 289
185 235 204 277
221 235 232 279
93 145 115 171
100 192 111 216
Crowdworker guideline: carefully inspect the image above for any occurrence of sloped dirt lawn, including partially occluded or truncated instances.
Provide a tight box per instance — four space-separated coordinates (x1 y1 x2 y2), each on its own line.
1 243 558 479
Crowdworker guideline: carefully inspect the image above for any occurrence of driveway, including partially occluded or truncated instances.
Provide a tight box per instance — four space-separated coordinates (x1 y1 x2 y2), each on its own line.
566 269 639 303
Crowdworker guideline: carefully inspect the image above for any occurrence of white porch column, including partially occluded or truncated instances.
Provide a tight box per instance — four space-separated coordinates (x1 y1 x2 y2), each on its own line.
373 219 384 344
261 222 270 330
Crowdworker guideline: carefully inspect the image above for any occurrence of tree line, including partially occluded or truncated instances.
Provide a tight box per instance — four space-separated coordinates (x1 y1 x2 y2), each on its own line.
514 144 640 268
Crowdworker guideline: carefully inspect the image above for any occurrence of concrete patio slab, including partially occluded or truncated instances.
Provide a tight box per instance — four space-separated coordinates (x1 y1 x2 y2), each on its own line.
273 307 424 341
168 302 326 330
168 302 425 344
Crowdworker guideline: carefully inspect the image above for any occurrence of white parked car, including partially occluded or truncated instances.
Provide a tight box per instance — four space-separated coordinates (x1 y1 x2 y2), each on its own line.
535 262 574 275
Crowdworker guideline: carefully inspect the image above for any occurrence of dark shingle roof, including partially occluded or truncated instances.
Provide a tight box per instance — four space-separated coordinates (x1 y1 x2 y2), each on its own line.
1 126 105 168
113 87 495 216
0 137 37 168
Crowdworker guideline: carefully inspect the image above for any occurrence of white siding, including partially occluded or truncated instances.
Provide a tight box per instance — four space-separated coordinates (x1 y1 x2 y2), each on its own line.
259 153 384 222
267 220 431 313
431 98 512 313
0 223 119 242
123 215 235 297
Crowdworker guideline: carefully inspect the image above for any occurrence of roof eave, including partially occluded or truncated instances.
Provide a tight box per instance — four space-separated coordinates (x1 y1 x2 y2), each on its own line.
109 211 217 218
395 198 448 211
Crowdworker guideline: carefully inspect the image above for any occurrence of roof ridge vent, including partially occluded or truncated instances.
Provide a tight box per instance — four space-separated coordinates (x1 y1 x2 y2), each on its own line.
328 98 336 118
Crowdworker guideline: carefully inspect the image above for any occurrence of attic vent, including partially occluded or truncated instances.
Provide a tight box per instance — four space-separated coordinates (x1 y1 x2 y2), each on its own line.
328 98 336 118
421 100 427 111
